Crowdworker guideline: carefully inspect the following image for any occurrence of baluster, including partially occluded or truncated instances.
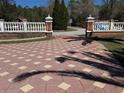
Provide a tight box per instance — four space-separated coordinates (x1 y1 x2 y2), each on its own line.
38 24 40 31
38 23 40 31
27 23 28 31
9 23 11 31
34 23 36 31
121 24 123 30
7 23 9 31
32 23 33 31
19 23 21 31
41 23 44 31
36 23 37 31
20 23 22 31
12 23 14 31
4 23 6 31
29 24 31 31
36 23 39 31
10 23 12 31
15 23 17 31
44 23 46 31
39 24 42 31
11 23 14 32
31 23 33 31
42 24 43 31
123 24 124 30
33 23 34 31
35 23 36 31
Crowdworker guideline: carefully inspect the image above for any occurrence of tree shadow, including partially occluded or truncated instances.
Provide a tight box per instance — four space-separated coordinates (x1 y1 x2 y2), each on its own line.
63 35 124 45
62 36 84 42
55 55 124 78
108 48 124 67
92 37 124 44
81 52 119 66
13 70 124 87
63 35 124 66
67 50 120 67
67 51 77 54
67 36 86 42
13 50 124 88
62 35 93 45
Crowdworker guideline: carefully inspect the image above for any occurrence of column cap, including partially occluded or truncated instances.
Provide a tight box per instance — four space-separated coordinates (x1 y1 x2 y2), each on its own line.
45 15 53 22
87 14 95 22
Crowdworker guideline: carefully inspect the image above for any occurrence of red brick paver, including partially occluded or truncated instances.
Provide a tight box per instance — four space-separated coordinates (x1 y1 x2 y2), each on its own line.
0 36 124 93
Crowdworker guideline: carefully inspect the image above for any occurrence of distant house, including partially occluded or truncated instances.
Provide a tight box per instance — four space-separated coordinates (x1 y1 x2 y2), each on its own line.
16 17 27 22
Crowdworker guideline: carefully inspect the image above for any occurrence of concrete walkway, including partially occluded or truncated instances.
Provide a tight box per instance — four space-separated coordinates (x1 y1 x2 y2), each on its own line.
53 26 86 36
0 34 124 93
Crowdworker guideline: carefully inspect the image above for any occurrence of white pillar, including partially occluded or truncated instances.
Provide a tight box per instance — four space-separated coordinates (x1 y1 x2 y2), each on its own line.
86 15 95 37
45 15 53 32
23 19 27 32
0 19 4 32
86 15 95 32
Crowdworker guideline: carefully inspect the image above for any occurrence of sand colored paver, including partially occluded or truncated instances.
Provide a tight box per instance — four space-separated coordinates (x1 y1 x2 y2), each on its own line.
41 75 53 81
0 35 124 93
93 81 106 88
20 84 34 93
58 82 71 90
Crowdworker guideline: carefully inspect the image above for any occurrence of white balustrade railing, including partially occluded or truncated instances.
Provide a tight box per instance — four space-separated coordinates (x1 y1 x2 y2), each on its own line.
94 21 124 32
112 22 124 31
0 21 47 32
27 22 46 32
4 22 24 32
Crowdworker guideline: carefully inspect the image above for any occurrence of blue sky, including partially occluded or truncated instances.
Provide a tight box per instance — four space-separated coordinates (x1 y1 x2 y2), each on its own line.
15 0 102 7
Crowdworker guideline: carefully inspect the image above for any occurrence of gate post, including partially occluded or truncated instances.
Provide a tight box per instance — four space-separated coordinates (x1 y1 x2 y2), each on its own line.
45 15 53 32
86 15 95 37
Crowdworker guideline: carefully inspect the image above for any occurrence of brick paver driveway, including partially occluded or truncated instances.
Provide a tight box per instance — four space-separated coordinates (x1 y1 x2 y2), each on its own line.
0 36 124 93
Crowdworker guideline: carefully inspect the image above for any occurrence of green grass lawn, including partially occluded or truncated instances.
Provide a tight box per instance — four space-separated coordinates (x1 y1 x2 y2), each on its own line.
93 35 124 67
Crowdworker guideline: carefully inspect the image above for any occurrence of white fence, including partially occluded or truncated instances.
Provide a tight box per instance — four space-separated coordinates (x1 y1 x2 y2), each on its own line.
94 21 124 32
0 21 47 32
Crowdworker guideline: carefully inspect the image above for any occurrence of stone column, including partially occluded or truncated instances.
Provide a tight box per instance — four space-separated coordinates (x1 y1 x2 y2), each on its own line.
0 19 4 32
45 15 53 32
86 15 95 37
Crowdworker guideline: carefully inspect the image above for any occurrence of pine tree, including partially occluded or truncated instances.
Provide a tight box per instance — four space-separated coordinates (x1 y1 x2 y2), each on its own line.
52 0 68 30
61 0 69 30
52 0 61 30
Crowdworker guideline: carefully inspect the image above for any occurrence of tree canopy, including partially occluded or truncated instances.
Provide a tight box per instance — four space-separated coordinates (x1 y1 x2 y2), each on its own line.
0 0 48 21
0 0 124 27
